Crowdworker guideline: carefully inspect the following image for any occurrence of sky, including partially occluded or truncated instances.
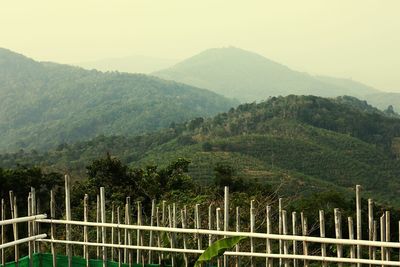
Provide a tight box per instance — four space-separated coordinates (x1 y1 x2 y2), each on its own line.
1 0 399 92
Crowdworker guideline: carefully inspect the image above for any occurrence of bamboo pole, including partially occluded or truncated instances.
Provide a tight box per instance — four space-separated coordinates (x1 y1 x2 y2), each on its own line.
250 200 255 267
292 211 298 267
216 207 222 267
172 203 177 267
28 193 33 267
334 208 343 267
319 210 327 267
279 198 283 267
373 220 377 261
65 175 72 267
156 206 161 264
96 194 100 260
181 207 188 267
83 194 89 267
100 187 107 267
168 205 175 267
36 199 41 254
224 186 229 267
161 201 166 262
126 197 132 267
31 187 37 254
117 207 122 267
136 201 142 264
51 190 57 267
266 205 272 267
195 204 201 251
368 198 374 266
356 185 362 267
111 204 115 261
301 212 308 267
208 204 213 247
9 191 19 266
148 199 155 264
282 210 289 267
381 214 386 266
348 217 356 267
386 211 391 261
1 198 4 267
235 206 240 267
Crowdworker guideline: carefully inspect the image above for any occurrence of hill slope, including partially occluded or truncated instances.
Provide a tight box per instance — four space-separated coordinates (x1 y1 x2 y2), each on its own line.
4 95 400 204
153 47 380 102
0 48 237 151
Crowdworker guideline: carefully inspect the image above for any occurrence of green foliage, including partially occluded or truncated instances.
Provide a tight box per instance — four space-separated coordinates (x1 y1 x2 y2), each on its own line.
0 48 237 151
195 236 247 266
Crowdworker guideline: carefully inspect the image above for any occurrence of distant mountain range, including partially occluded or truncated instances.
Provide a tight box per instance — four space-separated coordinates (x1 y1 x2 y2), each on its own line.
77 55 177 74
0 48 237 151
4 95 400 204
153 47 399 111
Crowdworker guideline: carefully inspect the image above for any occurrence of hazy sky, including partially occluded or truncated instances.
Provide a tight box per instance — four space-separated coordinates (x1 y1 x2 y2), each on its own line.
1 0 399 91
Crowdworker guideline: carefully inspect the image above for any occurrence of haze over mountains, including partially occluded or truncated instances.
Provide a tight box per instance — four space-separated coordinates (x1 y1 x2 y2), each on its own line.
0 48 237 151
154 47 399 111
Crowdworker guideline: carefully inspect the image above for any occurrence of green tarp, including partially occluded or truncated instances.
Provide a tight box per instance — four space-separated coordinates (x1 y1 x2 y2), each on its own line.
1 253 165 267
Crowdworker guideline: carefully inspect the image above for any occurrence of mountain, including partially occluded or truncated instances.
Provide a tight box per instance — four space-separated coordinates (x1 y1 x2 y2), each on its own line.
153 47 400 111
4 95 400 204
77 55 177 74
0 48 238 151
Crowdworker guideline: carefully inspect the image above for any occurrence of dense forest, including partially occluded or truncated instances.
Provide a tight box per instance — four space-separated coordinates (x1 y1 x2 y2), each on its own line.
2 95 400 206
0 48 237 152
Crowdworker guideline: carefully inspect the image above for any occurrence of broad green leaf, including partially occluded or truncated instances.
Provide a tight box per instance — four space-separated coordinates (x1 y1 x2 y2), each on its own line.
195 236 247 266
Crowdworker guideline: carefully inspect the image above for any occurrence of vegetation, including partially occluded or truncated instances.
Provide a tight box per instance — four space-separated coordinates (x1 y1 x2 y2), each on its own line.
0 48 237 152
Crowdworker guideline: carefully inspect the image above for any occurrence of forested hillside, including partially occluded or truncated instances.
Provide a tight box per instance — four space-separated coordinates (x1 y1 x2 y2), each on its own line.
3 95 400 205
0 48 237 151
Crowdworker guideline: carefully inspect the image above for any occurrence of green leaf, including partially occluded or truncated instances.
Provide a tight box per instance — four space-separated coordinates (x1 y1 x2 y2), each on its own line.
195 236 247 266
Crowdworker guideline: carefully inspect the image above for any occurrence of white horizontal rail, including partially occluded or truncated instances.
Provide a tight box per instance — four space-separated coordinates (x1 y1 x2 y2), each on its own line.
37 218 400 248
0 214 47 226
38 238 400 266
0 234 47 250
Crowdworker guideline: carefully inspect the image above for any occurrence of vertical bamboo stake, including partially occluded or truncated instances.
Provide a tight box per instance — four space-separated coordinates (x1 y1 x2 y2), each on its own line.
235 206 240 267
398 221 400 262
83 194 89 267
148 200 155 264
168 205 175 267
292 211 298 267
181 207 188 267
348 217 356 267
51 190 57 267
368 198 373 265
172 203 177 267
28 193 32 267
136 201 142 264
250 200 255 267
1 198 4 267
9 191 19 266
65 175 72 267
266 206 272 267
356 185 362 266
380 214 386 265
216 208 222 267
156 206 161 264
334 208 343 267
100 187 107 267
319 210 327 267
96 194 100 260
126 197 132 267
161 201 166 261
36 200 41 253
31 187 37 253
385 211 390 261
208 204 213 246
111 204 115 261
195 204 201 251
300 212 308 267
278 198 283 267
373 220 377 261
224 186 229 267
282 210 289 267
117 206 122 267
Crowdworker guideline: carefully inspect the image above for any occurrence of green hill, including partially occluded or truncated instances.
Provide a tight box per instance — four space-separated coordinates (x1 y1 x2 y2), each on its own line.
0 48 237 151
3 95 400 204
